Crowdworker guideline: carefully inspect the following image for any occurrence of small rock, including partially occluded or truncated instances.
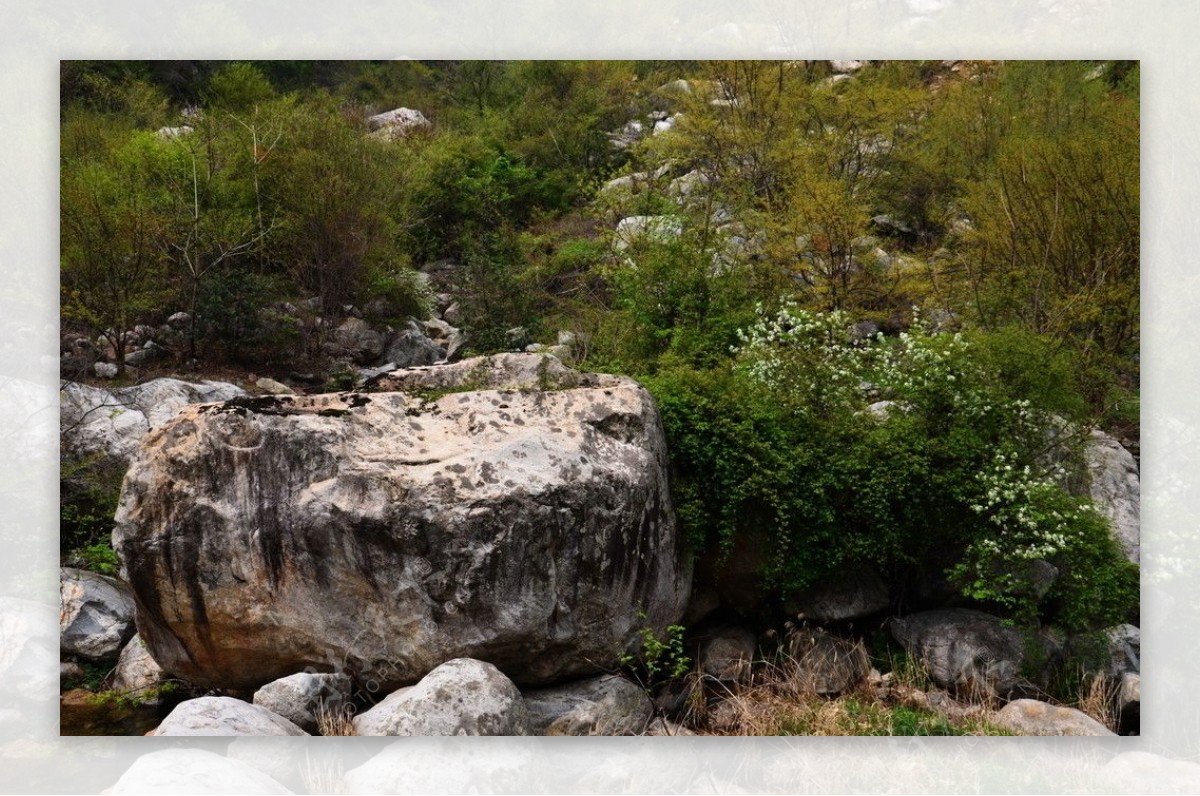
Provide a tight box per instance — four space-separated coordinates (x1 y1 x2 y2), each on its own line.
255 378 294 396
93 362 118 379
443 302 462 324
59 568 135 663
151 696 309 736
111 634 168 695
994 698 1115 736
785 627 870 696
253 672 354 734
60 661 85 686
698 626 756 683
353 658 529 736
524 675 653 735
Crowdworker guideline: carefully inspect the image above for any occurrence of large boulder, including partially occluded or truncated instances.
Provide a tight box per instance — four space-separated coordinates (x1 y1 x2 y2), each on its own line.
697 626 757 684
1085 429 1140 563
59 567 135 662
784 627 870 696
790 563 889 623
891 609 1046 698
326 318 385 364
378 321 443 368
993 698 1115 736
151 696 309 736
252 672 354 734
523 674 654 735
353 658 529 736
61 378 245 464
113 354 690 692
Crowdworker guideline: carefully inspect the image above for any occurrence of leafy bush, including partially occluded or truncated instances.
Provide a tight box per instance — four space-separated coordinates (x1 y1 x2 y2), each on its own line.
649 306 1135 630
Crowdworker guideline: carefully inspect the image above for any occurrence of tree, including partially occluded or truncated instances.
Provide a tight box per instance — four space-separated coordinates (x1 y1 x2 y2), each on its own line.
61 135 169 376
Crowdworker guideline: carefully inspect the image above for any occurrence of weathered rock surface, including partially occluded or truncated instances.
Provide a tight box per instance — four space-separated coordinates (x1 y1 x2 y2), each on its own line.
791 563 889 623
111 633 168 694
785 627 870 696
698 626 757 683
1086 429 1140 563
110 749 294 794
890 609 1029 697
114 354 689 691
379 321 442 368
151 696 309 736
524 674 653 735
613 215 683 251
367 107 432 139
326 317 385 364
61 378 245 464
994 698 1115 736
59 567 135 662
353 658 529 736
252 672 354 734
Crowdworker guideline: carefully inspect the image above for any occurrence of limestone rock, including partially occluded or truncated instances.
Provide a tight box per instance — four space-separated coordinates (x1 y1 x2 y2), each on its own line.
114 354 689 691
698 626 756 683
353 658 528 736
367 107 432 140
59 567 135 662
613 215 683 252
785 627 869 696
255 378 294 396
379 321 442 368
524 675 653 735
1086 429 1140 563
61 378 245 464
252 672 354 734
890 609 1028 697
151 696 309 736
110 748 293 794
111 633 168 695
994 698 1115 736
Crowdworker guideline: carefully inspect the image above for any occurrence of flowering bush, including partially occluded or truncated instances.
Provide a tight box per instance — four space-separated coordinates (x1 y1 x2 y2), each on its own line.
651 305 1135 631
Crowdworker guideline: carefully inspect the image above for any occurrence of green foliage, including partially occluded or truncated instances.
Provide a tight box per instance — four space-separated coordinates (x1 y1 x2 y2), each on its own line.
619 622 691 685
650 307 1135 630
60 453 125 563
204 63 274 111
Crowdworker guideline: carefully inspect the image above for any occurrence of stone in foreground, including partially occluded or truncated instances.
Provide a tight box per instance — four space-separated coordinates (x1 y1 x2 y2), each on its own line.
114 354 689 691
524 674 654 735
151 696 309 736
353 658 529 736
994 698 1115 736
890 609 1030 698
252 672 354 734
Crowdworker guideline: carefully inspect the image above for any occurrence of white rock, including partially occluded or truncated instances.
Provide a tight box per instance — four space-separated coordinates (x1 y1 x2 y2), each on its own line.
111 633 168 694
93 362 118 379
994 698 1115 736
114 354 689 692
1086 429 1140 563
614 215 683 252
151 696 309 736
353 659 529 736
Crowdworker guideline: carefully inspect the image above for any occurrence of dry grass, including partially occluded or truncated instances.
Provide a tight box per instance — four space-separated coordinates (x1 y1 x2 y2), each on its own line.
315 701 357 737
1074 671 1121 732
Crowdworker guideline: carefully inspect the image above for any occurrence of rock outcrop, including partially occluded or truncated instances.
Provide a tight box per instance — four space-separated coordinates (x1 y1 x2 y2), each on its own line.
114 354 690 691
353 658 529 736
1085 429 1140 563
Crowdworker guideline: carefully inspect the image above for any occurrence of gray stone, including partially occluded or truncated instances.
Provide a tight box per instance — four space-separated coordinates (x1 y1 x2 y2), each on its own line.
93 362 118 379
614 215 683 251
167 311 191 330
111 633 169 695
442 302 462 325
59 567 135 662
380 322 442 368
367 107 432 140
994 698 1115 736
60 661 85 685
890 609 1029 697
524 675 653 736
830 60 866 73
792 563 889 623
255 378 294 396
253 672 354 734
698 626 756 683
785 627 870 696
1086 429 1140 563
151 696 309 736
114 354 690 692
110 749 293 794
353 658 529 736
328 317 385 364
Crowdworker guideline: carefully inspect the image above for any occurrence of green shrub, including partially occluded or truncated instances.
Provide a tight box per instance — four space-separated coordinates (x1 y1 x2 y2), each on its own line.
648 306 1135 631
